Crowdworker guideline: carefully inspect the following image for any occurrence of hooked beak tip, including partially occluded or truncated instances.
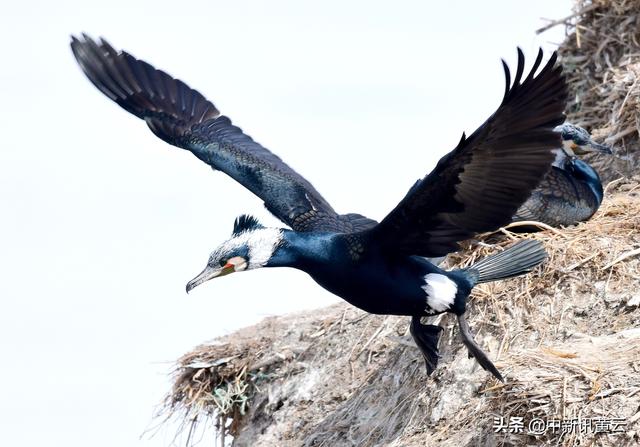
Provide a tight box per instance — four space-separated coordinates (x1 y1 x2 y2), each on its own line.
589 141 613 155
185 280 198 294
186 267 217 294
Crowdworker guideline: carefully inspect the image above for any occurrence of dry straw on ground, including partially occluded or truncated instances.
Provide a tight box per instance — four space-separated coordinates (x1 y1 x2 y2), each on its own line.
158 178 640 447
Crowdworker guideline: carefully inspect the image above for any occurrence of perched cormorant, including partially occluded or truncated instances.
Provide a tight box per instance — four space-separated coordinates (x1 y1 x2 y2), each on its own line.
513 123 612 227
71 35 567 381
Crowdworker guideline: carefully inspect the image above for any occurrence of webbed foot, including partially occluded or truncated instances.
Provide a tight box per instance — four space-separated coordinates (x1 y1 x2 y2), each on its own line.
410 316 444 375
456 314 504 382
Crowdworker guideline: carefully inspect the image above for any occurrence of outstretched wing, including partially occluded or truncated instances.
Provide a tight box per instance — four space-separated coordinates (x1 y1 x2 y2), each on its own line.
362 49 568 257
71 34 375 233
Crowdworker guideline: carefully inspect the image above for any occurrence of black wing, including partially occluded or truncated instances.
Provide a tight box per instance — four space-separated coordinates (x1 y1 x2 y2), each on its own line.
513 165 600 226
70 34 375 233
362 49 568 257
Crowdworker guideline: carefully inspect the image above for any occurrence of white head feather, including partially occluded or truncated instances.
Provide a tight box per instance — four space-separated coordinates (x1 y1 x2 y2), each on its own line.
211 228 283 269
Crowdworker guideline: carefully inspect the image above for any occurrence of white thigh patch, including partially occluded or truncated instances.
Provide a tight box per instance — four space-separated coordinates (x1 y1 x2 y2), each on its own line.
422 273 458 312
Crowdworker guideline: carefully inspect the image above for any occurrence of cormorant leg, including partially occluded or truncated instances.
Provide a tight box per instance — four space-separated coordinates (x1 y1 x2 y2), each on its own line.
410 316 444 375
456 314 504 382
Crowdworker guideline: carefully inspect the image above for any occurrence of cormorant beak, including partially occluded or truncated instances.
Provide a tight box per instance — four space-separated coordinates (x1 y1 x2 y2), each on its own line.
585 140 613 155
573 140 613 156
186 263 235 293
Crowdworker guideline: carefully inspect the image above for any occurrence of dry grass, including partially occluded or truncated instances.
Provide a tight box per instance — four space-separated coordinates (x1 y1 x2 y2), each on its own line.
547 0 640 180
157 179 640 447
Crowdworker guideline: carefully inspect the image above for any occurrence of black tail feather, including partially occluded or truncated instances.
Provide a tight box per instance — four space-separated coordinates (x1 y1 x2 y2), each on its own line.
466 239 547 284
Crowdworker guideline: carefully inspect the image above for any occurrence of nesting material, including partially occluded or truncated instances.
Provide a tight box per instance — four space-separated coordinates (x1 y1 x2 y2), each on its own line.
158 179 640 447
551 0 640 180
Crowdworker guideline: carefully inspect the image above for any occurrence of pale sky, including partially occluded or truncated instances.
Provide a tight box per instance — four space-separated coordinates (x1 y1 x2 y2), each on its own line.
0 1 571 445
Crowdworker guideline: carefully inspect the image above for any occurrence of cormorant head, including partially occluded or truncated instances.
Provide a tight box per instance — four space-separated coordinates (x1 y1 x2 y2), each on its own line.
185 215 283 293
556 123 613 157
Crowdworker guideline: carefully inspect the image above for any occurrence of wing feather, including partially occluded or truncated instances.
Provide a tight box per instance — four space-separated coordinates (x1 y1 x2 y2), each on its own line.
362 48 568 257
71 34 368 232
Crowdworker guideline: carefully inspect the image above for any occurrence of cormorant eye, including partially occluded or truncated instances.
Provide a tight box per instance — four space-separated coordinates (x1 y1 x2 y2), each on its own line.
219 259 227 267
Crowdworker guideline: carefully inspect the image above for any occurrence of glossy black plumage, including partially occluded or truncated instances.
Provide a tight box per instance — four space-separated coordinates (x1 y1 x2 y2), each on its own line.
72 35 568 381
364 49 567 257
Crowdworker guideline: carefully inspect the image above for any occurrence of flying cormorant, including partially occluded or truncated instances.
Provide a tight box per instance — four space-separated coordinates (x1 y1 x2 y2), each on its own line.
513 123 613 227
71 35 567 381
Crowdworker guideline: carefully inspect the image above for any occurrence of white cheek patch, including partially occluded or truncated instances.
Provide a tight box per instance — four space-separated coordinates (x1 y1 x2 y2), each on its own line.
561 140 576 156
422 273 458 313
215 228 283 270
235 261 248 271
227 256 248 272
246 228 282 268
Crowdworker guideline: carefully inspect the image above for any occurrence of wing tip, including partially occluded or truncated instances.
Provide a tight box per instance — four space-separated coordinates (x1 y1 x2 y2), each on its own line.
500 46 566 107
71 33 221 138
501 59 511 100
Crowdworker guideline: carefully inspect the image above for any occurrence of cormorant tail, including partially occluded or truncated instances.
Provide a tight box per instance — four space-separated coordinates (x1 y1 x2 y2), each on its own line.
465 239 546 284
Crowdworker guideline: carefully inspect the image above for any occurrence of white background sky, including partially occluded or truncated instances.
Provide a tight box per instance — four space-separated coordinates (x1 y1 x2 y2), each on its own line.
1 1 571 445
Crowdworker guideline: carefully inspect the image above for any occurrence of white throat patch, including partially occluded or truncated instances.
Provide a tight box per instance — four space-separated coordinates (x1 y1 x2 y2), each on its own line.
422 273 458 313
561 140 576 156
216 228 283 269
552 146 573 168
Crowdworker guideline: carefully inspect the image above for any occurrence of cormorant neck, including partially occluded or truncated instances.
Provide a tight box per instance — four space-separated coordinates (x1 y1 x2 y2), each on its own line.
264 230 337 271
572 159 604 205
552 148 570 168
